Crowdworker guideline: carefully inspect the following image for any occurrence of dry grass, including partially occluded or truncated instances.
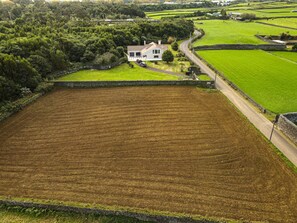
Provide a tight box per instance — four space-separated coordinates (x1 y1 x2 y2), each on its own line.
0 86 296 222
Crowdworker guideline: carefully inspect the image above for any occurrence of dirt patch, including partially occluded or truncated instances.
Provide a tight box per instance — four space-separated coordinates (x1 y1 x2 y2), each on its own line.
0 86 296 222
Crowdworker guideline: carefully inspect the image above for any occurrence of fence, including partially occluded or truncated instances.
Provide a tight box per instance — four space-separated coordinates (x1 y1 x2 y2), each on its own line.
53 80 215 89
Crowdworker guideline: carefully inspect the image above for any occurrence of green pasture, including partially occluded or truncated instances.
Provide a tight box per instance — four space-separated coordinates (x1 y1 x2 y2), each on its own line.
145 8 209 19
58 64 179 81
193 20 297 46
197 50 297 113
258 18 297 28
268 51 297 63
228 7 297 18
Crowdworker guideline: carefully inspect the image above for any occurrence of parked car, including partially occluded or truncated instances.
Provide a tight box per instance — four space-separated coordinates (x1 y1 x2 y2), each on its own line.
139 62 147 68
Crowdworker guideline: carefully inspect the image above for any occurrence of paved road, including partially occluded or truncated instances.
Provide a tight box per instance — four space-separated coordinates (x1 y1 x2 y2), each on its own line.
180 35 297 166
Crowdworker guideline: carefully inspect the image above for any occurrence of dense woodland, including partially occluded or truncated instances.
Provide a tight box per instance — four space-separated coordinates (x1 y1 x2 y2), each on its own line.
0 1 194 105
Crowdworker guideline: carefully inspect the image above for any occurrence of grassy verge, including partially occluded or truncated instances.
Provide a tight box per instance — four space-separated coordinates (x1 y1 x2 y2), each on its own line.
58 63 179 81
198 74 212 81
0 197 234 223
0 204 152 223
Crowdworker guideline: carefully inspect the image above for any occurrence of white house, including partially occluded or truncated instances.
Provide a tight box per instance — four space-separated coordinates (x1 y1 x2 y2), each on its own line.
127 41 168 61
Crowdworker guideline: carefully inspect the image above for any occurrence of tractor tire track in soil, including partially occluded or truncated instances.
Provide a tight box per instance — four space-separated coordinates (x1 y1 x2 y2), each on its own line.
0 86 296 222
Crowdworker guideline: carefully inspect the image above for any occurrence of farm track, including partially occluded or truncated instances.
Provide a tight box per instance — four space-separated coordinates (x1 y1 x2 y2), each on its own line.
0 86 297 222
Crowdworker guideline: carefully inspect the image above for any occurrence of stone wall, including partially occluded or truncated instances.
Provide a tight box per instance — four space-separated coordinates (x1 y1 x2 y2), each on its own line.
194 44 286 51
52 61 121 79
278 113 297 144
53 80 215 89
0 200 219 223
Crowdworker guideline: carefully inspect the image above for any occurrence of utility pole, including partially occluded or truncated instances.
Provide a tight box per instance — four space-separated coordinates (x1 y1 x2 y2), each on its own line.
269 114 280 141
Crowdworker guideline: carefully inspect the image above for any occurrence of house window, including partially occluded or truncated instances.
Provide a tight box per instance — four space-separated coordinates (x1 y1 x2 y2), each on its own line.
154 55 159 58
153 49 160 54
136 52 141 57
129 52 134 57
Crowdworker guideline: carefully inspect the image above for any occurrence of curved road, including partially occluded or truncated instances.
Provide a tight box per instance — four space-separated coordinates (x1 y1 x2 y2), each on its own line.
180 34 297 166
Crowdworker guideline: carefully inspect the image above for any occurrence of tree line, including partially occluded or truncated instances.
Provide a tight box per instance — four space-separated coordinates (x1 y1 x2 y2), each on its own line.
0 1 194 105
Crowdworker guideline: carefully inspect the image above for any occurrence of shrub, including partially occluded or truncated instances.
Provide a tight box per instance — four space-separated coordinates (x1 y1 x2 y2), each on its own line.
292 44 297 52
171 42 179 51
34 82 54 94
162 50 174 63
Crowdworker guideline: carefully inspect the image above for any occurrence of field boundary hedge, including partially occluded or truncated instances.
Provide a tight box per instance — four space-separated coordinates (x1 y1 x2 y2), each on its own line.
0 200 220 223
278 113 297 144
192 51 274 114
53 80 215 88
0 83 54 123
193 44 286 51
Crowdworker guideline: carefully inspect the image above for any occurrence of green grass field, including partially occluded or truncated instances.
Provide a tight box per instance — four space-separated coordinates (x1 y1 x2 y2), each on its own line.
228 7 297 18
58 64 179 81
258 18 297 28
268 51 297 63
145 8 209 19
193 20 297 46
197 50 297 113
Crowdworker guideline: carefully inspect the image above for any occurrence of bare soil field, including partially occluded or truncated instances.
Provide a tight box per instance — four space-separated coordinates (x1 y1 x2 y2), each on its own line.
0 86 296 222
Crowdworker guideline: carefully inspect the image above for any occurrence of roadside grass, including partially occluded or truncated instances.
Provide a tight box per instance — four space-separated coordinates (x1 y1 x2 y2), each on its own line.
268 51 297 63
0 204 151 223
193 20 297 46
58 63 178 81
197 49 297 113
198 74 212 81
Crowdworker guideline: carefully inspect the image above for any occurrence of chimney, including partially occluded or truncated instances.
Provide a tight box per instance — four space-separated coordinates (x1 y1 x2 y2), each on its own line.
144 40 146 45
158 40 161 45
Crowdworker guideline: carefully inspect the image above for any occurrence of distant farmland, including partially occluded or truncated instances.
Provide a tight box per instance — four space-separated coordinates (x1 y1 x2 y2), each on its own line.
193 20 297 46
0 87 296 223
197 50 297 113
259 18 297 29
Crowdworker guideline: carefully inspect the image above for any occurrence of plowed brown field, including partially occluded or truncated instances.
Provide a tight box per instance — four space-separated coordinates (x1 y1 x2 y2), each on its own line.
0 86 296 222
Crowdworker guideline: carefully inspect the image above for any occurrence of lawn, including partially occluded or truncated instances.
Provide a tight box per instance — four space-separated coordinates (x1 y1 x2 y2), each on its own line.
146 44 191 74
197 50 297 113
193 20 297 46
58 63 179 81
259 18 297 28
268 51 297 63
